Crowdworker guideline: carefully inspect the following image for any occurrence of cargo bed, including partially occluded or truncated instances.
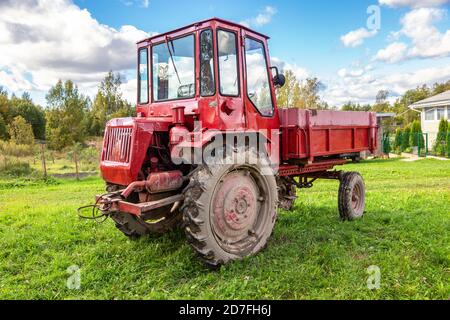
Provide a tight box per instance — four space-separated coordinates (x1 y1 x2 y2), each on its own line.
279 109 378 162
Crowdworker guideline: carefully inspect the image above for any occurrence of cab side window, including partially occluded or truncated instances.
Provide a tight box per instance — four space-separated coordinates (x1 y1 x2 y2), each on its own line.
244 37 273 117
217 30 239 96
138 48 149 104
200 29 215 96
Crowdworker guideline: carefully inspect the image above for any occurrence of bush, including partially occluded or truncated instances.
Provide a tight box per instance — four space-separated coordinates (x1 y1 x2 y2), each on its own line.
433 119 448 156
0 140 34 158
80 146 100 171
402 126 411 151
1 161 34 177
410 120 425 148
383 133 391 154
7 116 35 145
0 115 7 140
447 132 450 158
394 128 402 151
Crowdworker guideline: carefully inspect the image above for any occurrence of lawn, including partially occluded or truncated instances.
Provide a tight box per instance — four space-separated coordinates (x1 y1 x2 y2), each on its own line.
0 158 448 300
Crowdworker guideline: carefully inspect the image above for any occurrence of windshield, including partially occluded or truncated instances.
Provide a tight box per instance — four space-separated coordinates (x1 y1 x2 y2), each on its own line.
152 34 195 102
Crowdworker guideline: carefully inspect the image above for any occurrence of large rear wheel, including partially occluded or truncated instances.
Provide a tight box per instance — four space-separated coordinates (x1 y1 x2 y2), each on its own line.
182 148 278 267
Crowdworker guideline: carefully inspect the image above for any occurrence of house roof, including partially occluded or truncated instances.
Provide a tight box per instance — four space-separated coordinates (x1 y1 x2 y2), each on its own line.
376 113 396 118
409 90 450 109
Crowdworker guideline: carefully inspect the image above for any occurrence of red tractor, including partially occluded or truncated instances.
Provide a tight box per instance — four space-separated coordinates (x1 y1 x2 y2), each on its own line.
86 18 377 267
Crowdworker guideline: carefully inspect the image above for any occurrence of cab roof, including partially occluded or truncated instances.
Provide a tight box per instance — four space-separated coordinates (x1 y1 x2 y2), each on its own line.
137 17 270 45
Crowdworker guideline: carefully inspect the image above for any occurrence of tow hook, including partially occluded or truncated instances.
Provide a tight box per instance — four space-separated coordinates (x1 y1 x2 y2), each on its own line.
77 191 121 223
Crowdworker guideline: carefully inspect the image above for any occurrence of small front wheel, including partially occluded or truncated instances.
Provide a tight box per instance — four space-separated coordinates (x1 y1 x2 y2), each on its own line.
338 172 366 221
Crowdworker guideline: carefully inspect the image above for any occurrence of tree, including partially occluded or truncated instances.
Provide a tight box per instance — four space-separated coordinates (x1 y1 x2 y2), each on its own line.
298 77 323 110
0 88 10 122
447 132 450 158
0 115 7 140
342 102 372 111
7 116 35 145
12 93 46 140
276 70 300 108
45 80 90 150
402 125 411 151
372 90 391 113
89 71 134 136
432 80 450 95
67 143 83 180
394 128 403 151
392 85 430 126
410 120 424 148
376 90 389 104
434 118 448 156
383 133 391 154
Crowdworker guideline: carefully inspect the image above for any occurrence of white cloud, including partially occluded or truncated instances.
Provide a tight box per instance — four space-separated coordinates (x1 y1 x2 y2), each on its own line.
323 63 450 106
271 57 310 81
374 7 450 63
121 77 137 103
0 67 34 93
241 6 277 28
401 8 450 59
374 42 408 63
337 67 370 78
0 0 153 103
341 28 378 48
379 0 449 8
121 0 150 8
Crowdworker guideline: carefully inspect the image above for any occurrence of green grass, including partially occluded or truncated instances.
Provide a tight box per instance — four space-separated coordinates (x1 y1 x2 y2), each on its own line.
0 159 449 300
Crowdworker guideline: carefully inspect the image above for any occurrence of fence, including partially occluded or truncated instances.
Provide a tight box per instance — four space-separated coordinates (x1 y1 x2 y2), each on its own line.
0 140 101 180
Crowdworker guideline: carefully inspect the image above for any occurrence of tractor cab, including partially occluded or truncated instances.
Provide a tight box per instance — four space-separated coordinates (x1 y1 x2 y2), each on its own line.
135 18 283 133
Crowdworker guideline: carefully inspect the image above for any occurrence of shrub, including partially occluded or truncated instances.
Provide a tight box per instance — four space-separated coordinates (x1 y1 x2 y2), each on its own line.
80 146 100 171
402 126 411 151
447 132 450 158
1 161 34 177
394 128 402 151
383 133 391 154
0 140 34 158
433 119 448 156
7 116 35 145
410 120 425 148
0 115 7 140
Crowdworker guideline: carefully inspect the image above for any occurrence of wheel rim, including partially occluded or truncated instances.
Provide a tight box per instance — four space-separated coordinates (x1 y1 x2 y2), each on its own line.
211 167 271 255
351 182 364 216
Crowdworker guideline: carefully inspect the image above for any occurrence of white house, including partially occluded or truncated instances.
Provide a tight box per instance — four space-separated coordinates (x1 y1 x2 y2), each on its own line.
409 90 450 148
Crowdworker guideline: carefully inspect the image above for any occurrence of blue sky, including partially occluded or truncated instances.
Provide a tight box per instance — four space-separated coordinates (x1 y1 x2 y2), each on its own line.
1 0 450 106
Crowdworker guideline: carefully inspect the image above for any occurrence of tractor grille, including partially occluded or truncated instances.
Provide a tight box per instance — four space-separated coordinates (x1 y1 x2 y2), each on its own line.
103 127 133 163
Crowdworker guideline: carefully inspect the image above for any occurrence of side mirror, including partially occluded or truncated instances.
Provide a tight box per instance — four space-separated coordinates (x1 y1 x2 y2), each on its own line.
270 66 286 88
273 74 286 88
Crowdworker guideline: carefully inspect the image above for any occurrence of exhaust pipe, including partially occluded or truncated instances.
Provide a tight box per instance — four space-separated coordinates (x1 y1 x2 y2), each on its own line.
121 170 185 198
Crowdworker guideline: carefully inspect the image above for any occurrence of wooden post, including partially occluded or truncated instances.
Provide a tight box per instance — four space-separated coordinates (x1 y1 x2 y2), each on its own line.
74 150 79 180
40 143 47 180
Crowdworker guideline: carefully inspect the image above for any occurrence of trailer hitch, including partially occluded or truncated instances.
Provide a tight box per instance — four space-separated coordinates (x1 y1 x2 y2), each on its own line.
78 190 185 221
77 191 122 223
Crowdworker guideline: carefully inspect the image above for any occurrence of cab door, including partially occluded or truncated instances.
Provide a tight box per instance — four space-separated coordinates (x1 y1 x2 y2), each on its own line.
215 23 246 130
241 30 280 134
